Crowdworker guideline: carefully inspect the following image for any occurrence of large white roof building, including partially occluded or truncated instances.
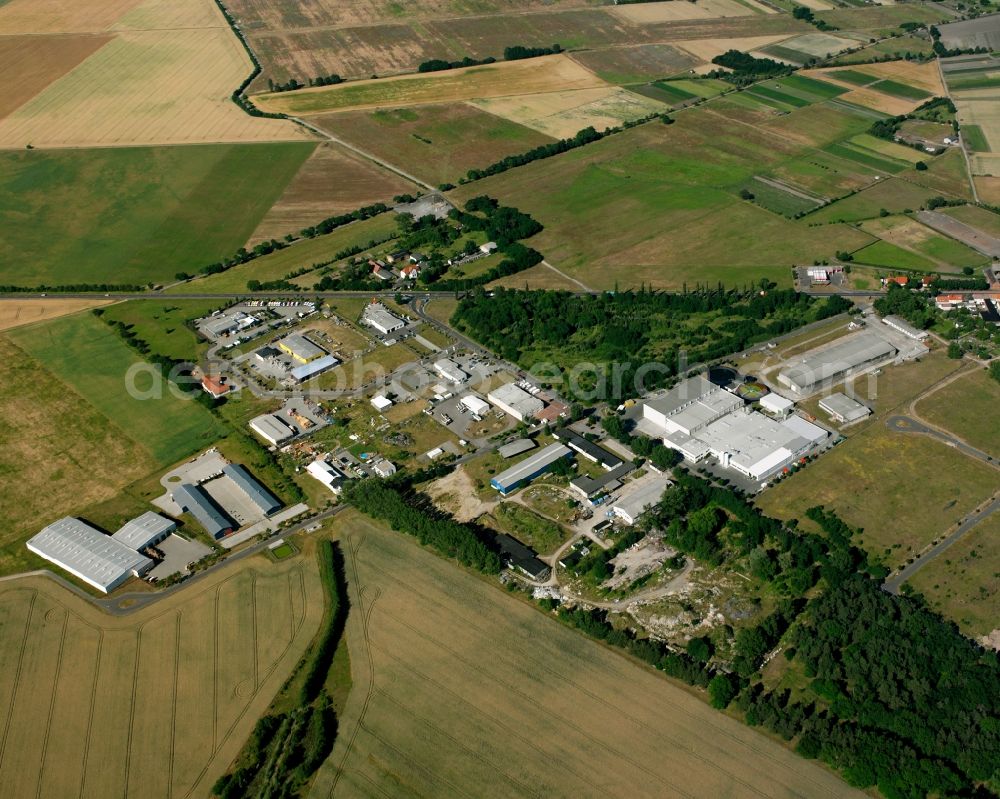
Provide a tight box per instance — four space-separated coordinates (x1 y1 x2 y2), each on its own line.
249 413 296 446
777 331 897 394
111 511 176 551
488 383 544 422
643 376 742 435
28 518 153 593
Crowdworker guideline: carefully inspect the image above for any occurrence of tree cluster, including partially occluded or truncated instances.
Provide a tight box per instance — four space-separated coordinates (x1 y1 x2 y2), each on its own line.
344 479 502 573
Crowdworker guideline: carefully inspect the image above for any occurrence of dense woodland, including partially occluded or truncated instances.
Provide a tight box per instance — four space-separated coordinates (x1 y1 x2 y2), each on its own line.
452 287 852 399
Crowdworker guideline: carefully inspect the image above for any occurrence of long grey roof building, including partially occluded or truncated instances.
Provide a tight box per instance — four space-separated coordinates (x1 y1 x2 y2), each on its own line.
223 464 282 516
173 484 233 539
111 511 177 551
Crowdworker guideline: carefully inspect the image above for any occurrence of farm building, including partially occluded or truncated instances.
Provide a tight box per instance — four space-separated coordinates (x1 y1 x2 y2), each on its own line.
664 409 828 482
278 334 326 364
307 459 347 495
290 354 338 383
434 358 469 385
490 443 573 495
222 464 282 516
111 512 176 551
461 394 490 416
488 383 544 422
553 428 623 470
498 438 536 459
777 332 897 394
819 392 871 424
495 533 549 580
27 517 153 593
249 413 296 446
643 376 743 436
882 315 929 341
759 393 794 419
363 304 405 335
371 394 393 411
172 484 233 539
611 477 671 525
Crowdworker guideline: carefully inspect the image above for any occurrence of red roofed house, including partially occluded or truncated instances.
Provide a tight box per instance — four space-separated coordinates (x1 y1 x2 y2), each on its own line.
399 263 421 280
201 375 232 398
882 275 909 288
935 294 967 311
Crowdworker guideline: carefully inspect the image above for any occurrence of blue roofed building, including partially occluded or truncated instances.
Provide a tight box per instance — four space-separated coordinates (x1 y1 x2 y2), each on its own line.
222 464 282 516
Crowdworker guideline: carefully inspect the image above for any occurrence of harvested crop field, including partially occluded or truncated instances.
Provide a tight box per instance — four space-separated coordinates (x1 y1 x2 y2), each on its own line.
610 0 771 23
569 44 698 84
812 60 943 96
0 0 141 33
675 34 793 62
246 142 416 245
0 0 306 148
255 55 605 115
310 511 861 799
311 103 553 187
937 12 1000 52
0 34 111 118
0 299 113 332
761 32 860 63
858 215 987 272
471 86 668 139
0 143 314 287
0 551 323 798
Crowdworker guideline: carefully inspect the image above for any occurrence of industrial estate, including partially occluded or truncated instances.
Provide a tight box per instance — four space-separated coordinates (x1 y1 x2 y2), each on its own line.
1 0 999 796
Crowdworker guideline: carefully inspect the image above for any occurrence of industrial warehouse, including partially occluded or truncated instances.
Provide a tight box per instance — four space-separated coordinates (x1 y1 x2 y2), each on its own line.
488 382 544 422
643 376 830 484
777 331 898 395
491 443 573 495
27 517 154 593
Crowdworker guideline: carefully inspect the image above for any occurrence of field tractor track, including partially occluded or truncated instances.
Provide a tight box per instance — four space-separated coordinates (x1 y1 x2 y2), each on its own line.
122 621 148 796
34 609 68 799
168 612 181 799
77 628 104 799
0 590 37 770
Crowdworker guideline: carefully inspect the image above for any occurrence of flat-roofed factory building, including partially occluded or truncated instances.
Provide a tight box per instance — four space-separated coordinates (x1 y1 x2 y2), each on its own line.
777 331 897 395
27 517 153 593
111 511 176 551
488 383 544 422
819 392 872 424
278 334 326 364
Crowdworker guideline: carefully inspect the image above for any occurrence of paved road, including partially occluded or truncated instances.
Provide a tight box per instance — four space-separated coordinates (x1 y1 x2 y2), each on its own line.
886 415 996 467
884 493 1000 594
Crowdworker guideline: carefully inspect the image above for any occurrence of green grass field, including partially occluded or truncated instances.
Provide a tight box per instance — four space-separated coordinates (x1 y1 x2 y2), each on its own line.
0 143 315 287
100 300 223 361
942 203 1000 236
828 69 879 87
907 512 1000 639
851 239 938 271
870 78 931 101
491 502 569 555
170 213 400 294
916 368 1000 459
745 179 820 217
448 104 875 289
962 124 992 152
7 312 226 465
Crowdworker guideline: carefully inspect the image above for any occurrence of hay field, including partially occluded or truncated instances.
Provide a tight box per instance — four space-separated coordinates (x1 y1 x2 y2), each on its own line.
310 511 861 799
0 299 112 332
0 551 323 798
0 143 313 287
857 215 986 272
311 103 554 187
471 87 668 139
246 142 415 245
610 0 771 23
0 335 158 575
0 0 306 148
255 55 605 115
0 34 111 118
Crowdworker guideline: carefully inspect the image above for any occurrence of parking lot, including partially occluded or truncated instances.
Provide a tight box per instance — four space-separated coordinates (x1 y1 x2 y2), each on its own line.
149 534 213 581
